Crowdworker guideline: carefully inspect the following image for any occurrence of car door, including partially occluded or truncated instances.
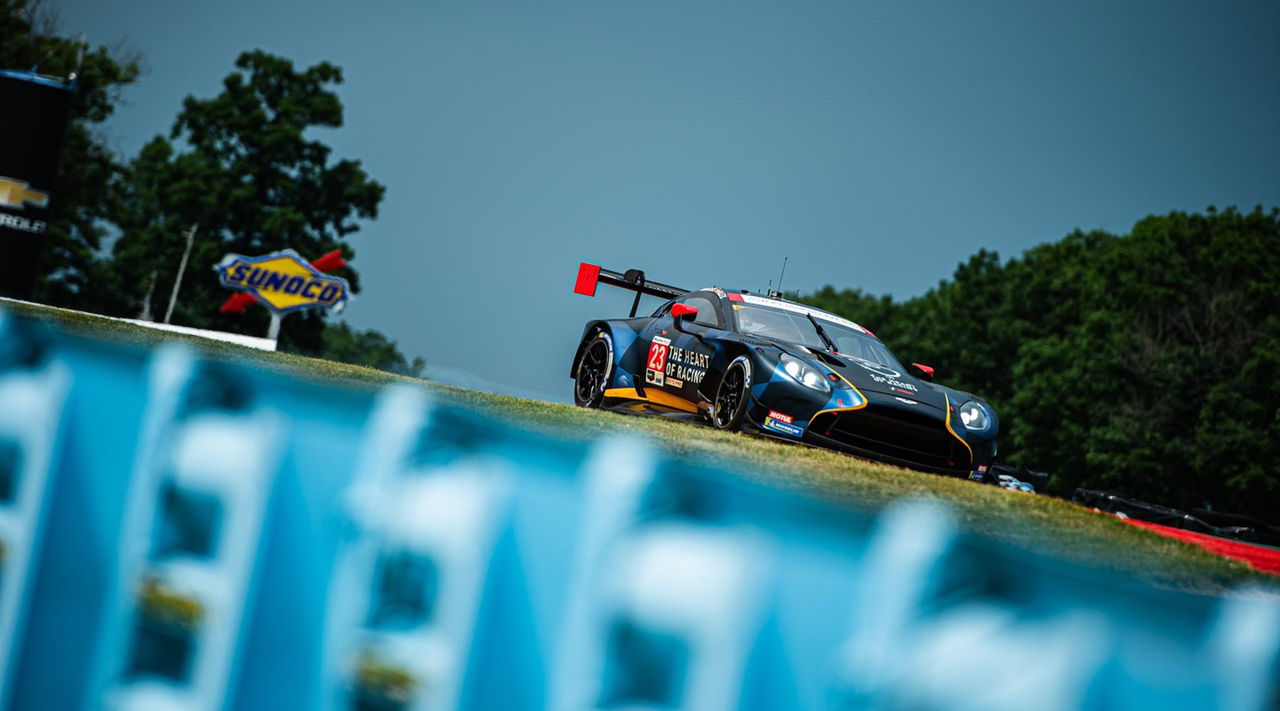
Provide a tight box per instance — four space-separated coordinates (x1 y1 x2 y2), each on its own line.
636 303 677 392
639 292 725 406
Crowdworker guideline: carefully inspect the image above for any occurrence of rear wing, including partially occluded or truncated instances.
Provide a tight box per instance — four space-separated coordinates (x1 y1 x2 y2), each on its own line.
573 262 688 317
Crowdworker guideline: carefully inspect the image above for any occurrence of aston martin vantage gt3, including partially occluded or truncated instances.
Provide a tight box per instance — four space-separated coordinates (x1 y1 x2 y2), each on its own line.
569 264 999 477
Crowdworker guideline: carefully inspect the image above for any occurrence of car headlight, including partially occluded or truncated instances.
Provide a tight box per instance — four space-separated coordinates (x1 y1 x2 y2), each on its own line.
779 354 831 392
958 400 990 431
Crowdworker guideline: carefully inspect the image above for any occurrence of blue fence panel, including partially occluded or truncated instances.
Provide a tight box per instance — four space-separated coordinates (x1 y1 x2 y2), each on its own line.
0 312 68 710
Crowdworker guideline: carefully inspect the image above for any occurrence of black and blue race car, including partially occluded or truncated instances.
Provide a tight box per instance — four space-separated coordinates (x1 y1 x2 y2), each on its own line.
570 263 999 477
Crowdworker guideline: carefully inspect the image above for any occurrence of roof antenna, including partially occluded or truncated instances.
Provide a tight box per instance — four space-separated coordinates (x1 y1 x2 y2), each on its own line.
773 257 788 299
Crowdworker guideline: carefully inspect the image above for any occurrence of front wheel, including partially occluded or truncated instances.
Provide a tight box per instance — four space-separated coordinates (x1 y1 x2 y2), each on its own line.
712 355 752 430
573 330 613 407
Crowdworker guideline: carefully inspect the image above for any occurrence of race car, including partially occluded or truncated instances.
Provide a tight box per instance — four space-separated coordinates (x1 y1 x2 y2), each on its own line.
569 263 999 477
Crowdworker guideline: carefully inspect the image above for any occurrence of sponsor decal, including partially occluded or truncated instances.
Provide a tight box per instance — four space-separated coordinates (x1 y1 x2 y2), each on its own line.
665 377 684 388
0 176 49 210
849 356 919 393
660 344 710 386
645 335 671 386
763 416 803 437
894 396 918 405
767 410 794 424
850 358 900 379
215 249 351 315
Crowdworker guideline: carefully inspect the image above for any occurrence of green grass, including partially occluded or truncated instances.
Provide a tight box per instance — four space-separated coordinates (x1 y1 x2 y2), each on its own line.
6 298 1275 592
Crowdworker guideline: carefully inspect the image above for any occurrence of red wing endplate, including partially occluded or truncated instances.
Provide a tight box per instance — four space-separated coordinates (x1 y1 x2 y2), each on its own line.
573 262 688 316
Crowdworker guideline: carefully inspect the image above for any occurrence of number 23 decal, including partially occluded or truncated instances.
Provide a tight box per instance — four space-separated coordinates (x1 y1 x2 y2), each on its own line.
645 336 671 386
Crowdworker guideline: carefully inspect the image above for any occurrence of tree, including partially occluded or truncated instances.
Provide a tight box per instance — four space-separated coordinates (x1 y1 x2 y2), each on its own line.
318 322 425 377
108 50 386 356
802 207 1280 519
0 0 142 307
1008 208 1280 515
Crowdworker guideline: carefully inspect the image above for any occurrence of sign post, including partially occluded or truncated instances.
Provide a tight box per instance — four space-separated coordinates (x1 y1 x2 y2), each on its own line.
163 223 198 324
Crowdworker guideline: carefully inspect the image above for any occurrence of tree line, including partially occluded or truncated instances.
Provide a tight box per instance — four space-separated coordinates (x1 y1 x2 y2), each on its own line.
802 206 1280 519
2 1 423 377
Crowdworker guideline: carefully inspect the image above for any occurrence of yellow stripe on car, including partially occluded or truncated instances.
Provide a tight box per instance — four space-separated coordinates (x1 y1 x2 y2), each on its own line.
943 393 975 466
603 387 701 414
810 362 869 417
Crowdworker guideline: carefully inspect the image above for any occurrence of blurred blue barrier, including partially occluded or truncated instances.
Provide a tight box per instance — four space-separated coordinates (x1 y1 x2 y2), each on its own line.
0 307 1277 711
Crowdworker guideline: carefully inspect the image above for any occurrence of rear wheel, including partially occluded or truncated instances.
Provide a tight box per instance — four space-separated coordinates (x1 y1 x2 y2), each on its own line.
712 356 752 430
573 331 613 407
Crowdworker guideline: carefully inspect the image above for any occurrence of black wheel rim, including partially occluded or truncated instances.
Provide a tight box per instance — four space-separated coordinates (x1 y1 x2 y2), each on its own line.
715 364 744 427
576 339 610 403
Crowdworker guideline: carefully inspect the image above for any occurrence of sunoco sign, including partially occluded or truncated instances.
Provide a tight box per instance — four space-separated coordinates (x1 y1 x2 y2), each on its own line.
215 249 351 315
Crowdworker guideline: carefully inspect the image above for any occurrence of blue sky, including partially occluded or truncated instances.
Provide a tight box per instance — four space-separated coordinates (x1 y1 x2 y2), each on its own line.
53 0 1280 401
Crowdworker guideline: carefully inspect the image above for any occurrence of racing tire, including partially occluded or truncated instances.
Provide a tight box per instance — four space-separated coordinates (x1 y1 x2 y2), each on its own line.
712 355 752 431
573 330 613 408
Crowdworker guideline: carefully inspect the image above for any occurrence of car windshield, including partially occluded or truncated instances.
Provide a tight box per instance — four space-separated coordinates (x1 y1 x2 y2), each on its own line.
732 302 906 371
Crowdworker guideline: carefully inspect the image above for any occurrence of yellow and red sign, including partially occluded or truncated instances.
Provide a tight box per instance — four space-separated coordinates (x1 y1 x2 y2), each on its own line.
215 249 350 315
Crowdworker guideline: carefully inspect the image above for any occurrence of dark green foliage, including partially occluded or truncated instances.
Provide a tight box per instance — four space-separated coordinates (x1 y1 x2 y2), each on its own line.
804 207 1280 519
302 321 425 378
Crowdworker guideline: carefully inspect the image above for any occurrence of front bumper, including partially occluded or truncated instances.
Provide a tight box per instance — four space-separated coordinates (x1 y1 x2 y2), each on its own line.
746 398 994 477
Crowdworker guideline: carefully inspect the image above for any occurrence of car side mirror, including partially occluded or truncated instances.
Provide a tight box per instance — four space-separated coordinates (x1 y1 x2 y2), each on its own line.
911 363 935 381
670 303 698 333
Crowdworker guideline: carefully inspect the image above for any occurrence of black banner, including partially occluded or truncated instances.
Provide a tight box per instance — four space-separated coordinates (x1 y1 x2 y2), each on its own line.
0 71 74 300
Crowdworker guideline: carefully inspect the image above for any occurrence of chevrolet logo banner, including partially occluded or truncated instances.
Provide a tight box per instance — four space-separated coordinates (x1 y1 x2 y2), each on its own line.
215 249 352 315
0 70 74 299
0 176 49 210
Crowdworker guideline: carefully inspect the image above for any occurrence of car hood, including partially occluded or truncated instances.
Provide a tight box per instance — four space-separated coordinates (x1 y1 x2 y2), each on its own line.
776 343 949 411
